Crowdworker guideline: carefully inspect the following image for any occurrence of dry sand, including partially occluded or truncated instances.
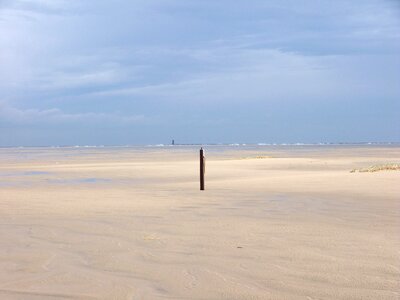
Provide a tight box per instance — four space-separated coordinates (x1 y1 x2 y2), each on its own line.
0 145 399 299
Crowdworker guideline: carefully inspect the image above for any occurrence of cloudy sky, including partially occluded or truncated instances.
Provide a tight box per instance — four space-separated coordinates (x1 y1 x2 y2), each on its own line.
0 0 399 146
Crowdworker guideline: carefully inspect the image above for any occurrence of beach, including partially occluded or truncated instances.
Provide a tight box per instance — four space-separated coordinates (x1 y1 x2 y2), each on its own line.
0 145 399 299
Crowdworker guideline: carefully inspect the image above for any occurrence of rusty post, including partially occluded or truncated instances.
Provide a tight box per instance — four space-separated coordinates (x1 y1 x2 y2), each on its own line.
200 147 205 190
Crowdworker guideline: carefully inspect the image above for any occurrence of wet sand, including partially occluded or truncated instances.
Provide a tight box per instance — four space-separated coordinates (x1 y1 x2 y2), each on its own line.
0 145 399 299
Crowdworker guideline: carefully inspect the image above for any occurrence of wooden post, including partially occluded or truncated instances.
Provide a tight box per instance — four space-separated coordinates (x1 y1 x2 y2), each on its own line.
200 147 205 190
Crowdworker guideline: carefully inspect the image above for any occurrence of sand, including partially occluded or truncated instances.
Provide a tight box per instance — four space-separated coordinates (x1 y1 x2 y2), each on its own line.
0 145 399 299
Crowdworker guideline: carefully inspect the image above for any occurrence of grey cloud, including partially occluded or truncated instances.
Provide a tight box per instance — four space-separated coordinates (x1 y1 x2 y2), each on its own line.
0 102 145 125
87 47 399 104
0 0 82 16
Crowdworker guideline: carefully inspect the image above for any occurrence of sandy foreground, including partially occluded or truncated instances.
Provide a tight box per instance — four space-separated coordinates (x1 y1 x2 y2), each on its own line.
0 145 399 300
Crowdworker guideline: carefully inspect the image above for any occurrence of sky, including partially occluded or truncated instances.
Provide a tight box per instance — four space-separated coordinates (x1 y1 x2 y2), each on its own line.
0 0 399 146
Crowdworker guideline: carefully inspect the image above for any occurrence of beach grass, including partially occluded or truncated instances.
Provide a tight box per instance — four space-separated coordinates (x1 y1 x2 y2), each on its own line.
350 163 400 173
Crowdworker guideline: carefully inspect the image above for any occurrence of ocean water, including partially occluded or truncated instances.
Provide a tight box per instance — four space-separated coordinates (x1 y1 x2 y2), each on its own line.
1 143 399 162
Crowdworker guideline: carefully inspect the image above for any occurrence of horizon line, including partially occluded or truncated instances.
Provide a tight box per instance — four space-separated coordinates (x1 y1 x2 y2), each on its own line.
0 141 399 149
